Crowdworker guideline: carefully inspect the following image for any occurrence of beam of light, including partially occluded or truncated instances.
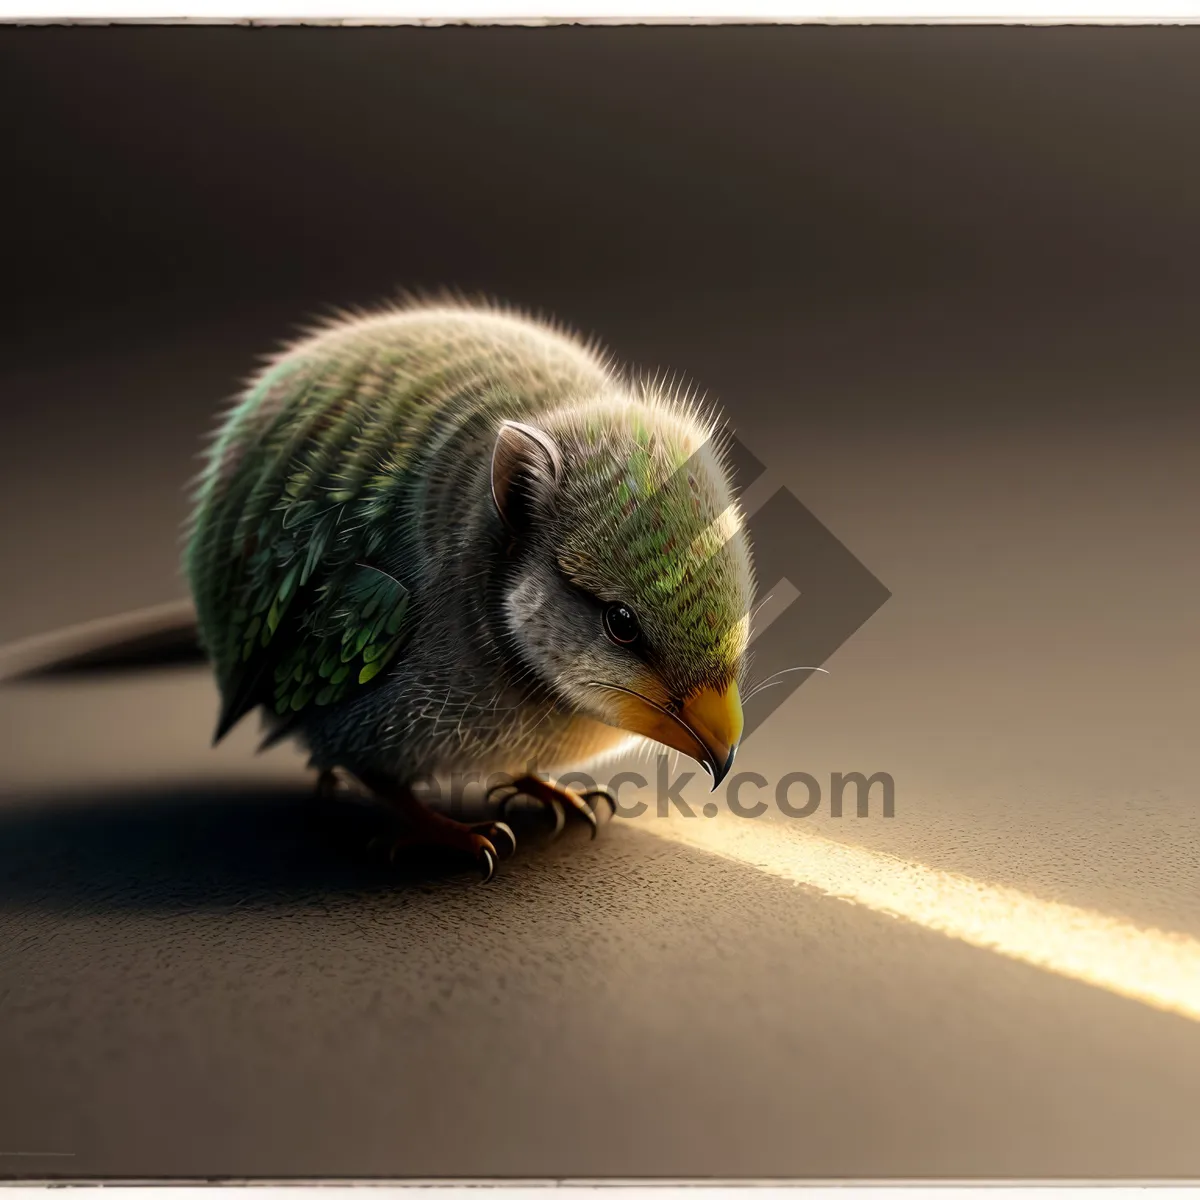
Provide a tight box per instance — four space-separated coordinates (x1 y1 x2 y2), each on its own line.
637 811 1200 1024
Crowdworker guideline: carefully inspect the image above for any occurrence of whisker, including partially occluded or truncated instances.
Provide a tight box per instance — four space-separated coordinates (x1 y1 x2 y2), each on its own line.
743 665 829 702
748 591 775 625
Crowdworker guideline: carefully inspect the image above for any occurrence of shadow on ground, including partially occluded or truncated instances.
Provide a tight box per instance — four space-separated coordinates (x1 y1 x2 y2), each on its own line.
0 780 577 913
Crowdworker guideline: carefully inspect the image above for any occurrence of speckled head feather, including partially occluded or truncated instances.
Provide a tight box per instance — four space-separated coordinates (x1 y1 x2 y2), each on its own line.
541 394 754 700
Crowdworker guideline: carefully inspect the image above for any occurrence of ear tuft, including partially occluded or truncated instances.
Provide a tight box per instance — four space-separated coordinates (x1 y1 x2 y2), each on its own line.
490 420 562 533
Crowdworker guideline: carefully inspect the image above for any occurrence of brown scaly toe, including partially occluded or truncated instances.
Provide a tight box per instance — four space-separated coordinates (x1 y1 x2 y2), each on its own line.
490 775 611 840
351 772 519 882
488 779 567 839
366 821 513 884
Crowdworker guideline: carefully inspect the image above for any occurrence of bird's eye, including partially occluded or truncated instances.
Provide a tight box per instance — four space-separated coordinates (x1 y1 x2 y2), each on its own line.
603 602 641 646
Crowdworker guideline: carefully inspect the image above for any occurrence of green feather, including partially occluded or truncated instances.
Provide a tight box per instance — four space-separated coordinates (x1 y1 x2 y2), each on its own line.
358 660 385 685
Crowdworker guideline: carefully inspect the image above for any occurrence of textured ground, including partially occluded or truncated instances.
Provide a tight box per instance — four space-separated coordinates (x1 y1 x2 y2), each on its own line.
4 25 1200 1171
2 631 1200 1181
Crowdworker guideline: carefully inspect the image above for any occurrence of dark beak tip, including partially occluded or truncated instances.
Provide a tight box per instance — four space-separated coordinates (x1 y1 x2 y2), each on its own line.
711 745 738 790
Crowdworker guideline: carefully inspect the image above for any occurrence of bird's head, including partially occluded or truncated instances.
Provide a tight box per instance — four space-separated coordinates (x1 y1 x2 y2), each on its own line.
489 392 754 786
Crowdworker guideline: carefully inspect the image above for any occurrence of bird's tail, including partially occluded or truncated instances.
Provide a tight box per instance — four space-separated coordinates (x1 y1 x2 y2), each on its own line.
0 599 206 683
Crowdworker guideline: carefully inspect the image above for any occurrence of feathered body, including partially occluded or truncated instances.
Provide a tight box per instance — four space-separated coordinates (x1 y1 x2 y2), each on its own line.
184 298 754 797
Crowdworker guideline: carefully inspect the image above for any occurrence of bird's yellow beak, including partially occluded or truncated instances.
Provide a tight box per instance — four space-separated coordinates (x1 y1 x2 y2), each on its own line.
610 680 744 789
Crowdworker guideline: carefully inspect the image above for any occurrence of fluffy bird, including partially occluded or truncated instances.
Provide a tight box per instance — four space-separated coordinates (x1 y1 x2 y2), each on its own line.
184 297 754 880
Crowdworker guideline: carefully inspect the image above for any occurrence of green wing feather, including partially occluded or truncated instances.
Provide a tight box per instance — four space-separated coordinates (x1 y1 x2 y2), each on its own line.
264 563 411 717
198 350 420 743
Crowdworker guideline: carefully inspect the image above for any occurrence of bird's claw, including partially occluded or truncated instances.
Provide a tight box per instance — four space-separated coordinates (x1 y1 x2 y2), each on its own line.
488 778 567 838
485 781 520 806
500 790 568 839
364 820 514 882
477 844 497 884
576 798 600 839
581 787 617 817
474 820 517 860
489 776 612 840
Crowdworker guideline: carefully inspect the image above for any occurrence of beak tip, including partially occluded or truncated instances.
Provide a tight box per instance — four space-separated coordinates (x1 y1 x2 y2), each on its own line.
711 744 738 790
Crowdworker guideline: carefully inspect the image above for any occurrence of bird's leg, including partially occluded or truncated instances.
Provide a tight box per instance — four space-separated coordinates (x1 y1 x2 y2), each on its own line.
313 766 376 808
487 774 616 840
353 770 516 883
315 768 341 801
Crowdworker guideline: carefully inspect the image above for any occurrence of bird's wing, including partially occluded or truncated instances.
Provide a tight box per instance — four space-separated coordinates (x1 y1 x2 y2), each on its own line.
215 538 415 741
207 370 419 744
214 552 413 744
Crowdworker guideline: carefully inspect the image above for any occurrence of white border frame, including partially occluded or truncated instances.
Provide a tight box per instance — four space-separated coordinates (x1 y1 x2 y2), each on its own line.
6 0 1200 21
2 12 1198 1198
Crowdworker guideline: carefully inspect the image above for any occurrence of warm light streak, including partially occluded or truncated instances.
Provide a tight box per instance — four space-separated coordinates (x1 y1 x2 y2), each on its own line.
640 811 1200 1024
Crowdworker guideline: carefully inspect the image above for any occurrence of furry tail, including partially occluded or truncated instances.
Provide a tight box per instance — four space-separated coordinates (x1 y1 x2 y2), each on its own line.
0 600 205 683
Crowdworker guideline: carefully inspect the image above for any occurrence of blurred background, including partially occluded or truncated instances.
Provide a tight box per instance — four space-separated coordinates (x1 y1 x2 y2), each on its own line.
1 24 1199 1180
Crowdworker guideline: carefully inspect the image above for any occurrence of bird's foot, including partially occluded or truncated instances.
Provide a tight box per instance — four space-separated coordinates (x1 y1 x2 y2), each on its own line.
487 775 616 840
367 810 517 884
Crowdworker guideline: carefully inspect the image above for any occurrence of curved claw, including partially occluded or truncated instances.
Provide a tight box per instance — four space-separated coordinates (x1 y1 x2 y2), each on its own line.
477 844 497 884
576 799 600 840
580 788 618 817
543 796 568 839
485 780 520 806
479 821 517 860
499 789 568 840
